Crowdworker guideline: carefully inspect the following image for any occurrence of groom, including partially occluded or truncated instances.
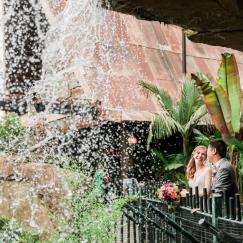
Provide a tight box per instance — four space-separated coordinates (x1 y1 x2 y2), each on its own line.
207 139 238 199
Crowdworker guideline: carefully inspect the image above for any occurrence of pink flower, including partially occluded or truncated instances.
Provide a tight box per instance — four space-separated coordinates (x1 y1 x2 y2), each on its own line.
158 183 180 202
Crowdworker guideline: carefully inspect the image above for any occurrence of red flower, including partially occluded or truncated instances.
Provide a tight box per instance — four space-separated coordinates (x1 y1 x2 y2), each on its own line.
158 183 179 202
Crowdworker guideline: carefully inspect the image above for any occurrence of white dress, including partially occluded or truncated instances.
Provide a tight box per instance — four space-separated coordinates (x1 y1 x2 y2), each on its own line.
188 172 206 195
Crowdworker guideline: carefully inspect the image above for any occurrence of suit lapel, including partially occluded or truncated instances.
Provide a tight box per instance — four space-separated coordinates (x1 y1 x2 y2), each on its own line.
215 158 227 173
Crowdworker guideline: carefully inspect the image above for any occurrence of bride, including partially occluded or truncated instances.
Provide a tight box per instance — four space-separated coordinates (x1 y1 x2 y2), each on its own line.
185 145 212 196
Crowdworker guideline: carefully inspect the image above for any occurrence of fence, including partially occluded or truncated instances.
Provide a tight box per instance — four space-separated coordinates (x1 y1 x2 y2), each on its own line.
117 182 243 243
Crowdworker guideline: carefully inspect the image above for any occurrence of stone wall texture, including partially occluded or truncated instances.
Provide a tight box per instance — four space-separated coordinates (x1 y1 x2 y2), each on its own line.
36 0 243 123
0 156 70 232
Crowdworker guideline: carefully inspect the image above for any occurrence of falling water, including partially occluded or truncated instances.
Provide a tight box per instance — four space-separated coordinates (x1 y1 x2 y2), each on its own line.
0 0 133 238
26 0 124 168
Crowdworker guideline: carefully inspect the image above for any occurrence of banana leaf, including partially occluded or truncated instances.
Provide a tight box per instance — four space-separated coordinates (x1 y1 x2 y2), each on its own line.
215 85 234 135
217 53 228 92
192 73 231 138
191 73 212 95
218 53 241 133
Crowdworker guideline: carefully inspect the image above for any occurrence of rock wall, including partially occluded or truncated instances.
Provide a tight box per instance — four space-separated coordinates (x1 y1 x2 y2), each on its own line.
0 156 70 232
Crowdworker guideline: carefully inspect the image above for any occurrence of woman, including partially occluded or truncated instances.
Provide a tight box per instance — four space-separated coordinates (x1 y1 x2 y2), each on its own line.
185 145 212 196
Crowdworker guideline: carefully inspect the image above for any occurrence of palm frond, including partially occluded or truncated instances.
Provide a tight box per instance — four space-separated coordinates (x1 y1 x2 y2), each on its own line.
152 111 182 140
164 153 185 171
151 148 168 164
193 128 210 147
184 105 208 133
139 80 174 112
165 153 186 171
165 163 184 171
166 152 186 162
177 80 203 124
151 148 185 171
146 123 153 150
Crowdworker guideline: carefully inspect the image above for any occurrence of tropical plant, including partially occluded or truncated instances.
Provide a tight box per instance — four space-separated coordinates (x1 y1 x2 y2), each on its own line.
191 53 243 164
139 79 207 160
191 52 241 140
151 148 187 185
51 165 128 243
191 52 243 196
193 128 222 147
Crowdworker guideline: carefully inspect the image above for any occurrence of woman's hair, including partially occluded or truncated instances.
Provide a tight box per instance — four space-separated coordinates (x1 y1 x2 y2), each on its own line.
186 145 207 179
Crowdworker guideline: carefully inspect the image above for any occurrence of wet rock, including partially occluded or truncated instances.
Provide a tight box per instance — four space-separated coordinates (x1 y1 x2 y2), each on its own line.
0 156 70 232
0 181 54 230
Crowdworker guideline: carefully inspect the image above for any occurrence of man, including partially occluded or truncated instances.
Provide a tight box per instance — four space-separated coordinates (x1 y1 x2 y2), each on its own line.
207 139 238 198
122 170 139 196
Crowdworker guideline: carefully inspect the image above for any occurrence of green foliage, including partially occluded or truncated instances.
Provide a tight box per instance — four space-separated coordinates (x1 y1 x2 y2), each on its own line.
193 128 221 147
151 148 187 185
238 155 243 176
19 231 40 243
0 216 40 243
0 215 9 229
192 52 241 138
237 155 243 196
225 139 243 198
52 167 128 243
139 79 206 159
0 113 29 154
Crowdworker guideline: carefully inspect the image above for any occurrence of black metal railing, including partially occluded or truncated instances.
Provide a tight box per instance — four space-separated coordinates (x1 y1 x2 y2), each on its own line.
118 198 202 243
139 182 243 222
117 182 243 243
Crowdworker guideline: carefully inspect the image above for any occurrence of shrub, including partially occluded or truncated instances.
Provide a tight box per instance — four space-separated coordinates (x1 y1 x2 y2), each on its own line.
0 113 29 154
52 166 127 243
0 216 40 243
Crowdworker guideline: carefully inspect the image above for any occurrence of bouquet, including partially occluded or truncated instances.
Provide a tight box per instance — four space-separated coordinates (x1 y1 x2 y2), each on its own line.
158 183 180 203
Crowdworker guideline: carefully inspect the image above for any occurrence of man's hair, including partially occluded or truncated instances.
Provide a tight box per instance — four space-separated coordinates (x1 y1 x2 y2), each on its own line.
209 139 227 158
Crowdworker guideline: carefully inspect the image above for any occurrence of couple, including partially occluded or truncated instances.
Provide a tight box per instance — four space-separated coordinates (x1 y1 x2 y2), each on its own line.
185 139 238 198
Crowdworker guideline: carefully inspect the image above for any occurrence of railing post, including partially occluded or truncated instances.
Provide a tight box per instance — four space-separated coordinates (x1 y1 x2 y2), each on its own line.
120 215 124 243
138 191 145 243
235 193 241 221
222 189 229 218
208 197 212 214
195 186 199 208
189 187 193 208
186 192 189 207
212 193 222 243
127 216 130 243
133 210 137 243
203 188 208 213
229 197 234 220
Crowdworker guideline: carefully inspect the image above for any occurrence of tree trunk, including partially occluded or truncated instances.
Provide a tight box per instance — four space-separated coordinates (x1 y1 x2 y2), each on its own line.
182 135 189 163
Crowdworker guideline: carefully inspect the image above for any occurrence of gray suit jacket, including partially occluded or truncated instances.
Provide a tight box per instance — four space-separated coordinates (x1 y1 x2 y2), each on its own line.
212 158 238 198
